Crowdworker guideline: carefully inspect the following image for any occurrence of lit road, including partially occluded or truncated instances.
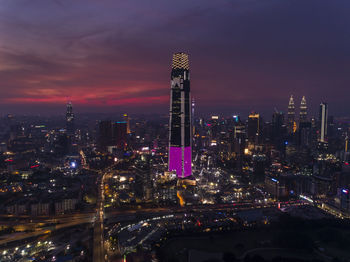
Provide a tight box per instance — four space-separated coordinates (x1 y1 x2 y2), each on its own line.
0 198 307 249
93 169 108 262
0 216 93 246
0 213 95 227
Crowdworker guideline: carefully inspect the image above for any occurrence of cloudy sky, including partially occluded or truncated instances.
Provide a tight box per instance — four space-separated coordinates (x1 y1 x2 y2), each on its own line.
0 0 349 117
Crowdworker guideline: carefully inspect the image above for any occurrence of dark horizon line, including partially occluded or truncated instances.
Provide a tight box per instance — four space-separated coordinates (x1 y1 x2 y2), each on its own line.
1 110 350 121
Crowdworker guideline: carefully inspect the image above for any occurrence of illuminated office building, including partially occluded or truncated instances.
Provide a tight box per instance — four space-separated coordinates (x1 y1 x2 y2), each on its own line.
299 96 307 123
272 111 284 136
123 114 131 134
66 101 74 135
210 115 219 141
346 135 349 153
168 53 192 178
247 113 260 144
271 110 285 148
287 95 295 133
298 97 310 147
319 102 328 142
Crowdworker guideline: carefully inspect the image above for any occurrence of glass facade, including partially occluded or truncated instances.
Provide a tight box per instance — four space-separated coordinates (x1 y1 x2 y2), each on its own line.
168 53 192 178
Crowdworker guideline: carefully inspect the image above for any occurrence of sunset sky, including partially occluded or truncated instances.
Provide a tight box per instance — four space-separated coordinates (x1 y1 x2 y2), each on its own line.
0 0 350 117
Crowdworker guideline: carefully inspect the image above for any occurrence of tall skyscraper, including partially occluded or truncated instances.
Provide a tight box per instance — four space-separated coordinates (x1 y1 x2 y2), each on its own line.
287 95 295 134
66 101 74 135
298 97 310 148
247 113 260 144
319 102 328 142
272 110 284 144
299 96 307 123
98 120 113 151
123 113 131 134
168 52 192 178
233 123 246 169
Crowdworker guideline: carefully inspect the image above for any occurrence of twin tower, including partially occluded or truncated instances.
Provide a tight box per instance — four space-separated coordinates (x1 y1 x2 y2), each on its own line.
287 95 307 133
168 53 192 178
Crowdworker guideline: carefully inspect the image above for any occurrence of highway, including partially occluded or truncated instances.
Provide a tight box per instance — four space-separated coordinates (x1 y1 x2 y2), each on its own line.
0 197 307 249
0 216 93 246
0 213 95 227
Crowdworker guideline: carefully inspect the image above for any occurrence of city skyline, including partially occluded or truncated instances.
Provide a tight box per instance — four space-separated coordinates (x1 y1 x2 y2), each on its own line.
2 2 350 262
0 1 350 116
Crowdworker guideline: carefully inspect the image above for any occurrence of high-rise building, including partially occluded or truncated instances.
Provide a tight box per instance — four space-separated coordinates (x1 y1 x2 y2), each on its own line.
168 52 192 178
299 121 312 148
298 96 310 148
98 120 113 151
247 113 260 144
66 102 74 135
319 102 328 142
299 96 307 123
272 110 285 146
123 114 131 134
341 134 350 162
210 115 219 141
98 120 127 151
287 95 295 134
233 123 246 169
113 121 127 149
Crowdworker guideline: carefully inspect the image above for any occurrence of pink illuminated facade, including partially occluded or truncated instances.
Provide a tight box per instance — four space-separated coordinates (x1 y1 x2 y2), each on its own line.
168 53 192 178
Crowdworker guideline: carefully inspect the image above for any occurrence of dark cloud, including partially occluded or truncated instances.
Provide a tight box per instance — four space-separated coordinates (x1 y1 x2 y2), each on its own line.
0 0 349 117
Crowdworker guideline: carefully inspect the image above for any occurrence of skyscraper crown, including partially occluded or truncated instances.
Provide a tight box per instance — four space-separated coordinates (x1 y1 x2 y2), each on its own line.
288 95 294 106
172 52 189 70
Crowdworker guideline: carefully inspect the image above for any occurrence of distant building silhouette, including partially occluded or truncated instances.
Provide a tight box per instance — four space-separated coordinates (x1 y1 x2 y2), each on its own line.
66 101 75 135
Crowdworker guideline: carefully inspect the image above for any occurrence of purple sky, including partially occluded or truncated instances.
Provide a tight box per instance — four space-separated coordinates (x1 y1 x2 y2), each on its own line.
0 0 349 117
